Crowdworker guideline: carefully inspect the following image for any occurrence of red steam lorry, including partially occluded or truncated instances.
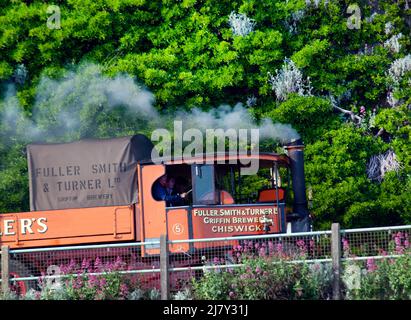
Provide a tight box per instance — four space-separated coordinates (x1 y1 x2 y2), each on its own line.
0 134 311 294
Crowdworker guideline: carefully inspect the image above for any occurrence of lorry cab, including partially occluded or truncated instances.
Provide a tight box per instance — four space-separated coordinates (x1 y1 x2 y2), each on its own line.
1 135 310 252
137 152 291 254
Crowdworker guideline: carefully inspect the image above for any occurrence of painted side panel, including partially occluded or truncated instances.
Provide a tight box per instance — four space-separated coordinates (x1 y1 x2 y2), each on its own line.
139 164 166 255
166 207 190 253
0 205 135 249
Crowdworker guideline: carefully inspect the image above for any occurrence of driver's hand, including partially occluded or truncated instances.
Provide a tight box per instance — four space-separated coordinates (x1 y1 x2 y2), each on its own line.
180 192 187 198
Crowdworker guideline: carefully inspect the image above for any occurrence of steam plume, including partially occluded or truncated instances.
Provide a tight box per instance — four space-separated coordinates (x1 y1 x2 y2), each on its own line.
0 63 300 145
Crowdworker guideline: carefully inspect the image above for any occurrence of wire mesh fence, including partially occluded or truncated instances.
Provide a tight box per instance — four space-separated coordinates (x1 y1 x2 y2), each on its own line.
2 241 162 298
341 225 411 259
1 224 411 299
168 231 333 292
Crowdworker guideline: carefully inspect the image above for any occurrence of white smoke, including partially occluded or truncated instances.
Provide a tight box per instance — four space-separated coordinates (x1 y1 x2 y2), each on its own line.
0 84 41 141
1 63 299 145
175 104 299 143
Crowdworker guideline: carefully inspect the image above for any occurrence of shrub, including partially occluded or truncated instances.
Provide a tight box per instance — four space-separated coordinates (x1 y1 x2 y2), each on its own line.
13 256 160 300
191 241 332 300
344 232 411 300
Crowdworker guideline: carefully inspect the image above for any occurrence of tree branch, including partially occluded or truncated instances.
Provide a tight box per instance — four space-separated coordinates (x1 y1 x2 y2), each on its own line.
333 105 362 123
374 127 385 138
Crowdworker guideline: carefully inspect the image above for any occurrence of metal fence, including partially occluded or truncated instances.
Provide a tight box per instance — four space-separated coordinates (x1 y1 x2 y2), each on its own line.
1 223 411 299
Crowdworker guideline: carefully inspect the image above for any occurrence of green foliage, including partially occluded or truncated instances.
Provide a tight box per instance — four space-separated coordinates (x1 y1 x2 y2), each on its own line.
192 253 332 300
266 95 337 143
0 0 410 228
345 234 411 300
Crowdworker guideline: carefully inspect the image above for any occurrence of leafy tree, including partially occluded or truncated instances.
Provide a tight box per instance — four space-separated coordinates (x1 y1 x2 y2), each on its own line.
0 0 410 228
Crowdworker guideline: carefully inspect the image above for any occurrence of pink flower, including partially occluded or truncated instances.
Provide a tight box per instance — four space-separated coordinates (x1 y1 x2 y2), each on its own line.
394 232 402 246
94 257 103 273
114 256 125 271
99 277 107 289
88 275 98 287
276 243 283 253
342 239 350 252
268 242 274 253
72 276 83 289
296 240 307 253
366 258 377 272
309 239 314 249
255 267 261 274
394 232 405 253
120 283 129 298
81 258 90 271
229 291 235 298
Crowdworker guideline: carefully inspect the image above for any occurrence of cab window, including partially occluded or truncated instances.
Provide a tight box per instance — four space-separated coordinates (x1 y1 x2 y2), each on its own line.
192 164 217 205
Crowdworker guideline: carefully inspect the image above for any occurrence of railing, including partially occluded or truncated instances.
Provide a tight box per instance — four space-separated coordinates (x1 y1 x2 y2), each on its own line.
1 223 410 299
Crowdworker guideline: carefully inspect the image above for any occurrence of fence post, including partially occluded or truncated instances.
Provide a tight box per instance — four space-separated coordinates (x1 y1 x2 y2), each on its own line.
1 245 10 294
331 223 341 300
160 234 170 300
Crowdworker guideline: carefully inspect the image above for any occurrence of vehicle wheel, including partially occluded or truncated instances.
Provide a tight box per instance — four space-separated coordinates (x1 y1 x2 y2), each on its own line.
8 259 37 297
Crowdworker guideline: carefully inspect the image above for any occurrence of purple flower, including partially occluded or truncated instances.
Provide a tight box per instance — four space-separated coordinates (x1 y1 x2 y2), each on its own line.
360 106 366 114
229 291 235 298
255 267 261 274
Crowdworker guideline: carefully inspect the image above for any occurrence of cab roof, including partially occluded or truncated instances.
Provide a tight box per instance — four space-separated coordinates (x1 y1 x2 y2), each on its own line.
144 152 290 167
